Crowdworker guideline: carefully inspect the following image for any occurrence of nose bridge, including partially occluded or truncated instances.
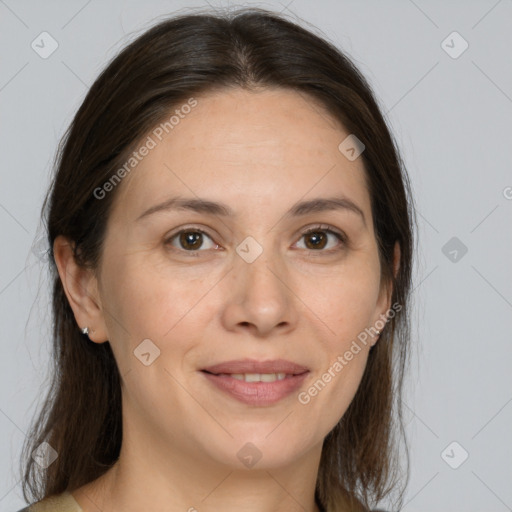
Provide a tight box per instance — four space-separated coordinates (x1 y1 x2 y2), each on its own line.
221 234 297 335
235 235 286 302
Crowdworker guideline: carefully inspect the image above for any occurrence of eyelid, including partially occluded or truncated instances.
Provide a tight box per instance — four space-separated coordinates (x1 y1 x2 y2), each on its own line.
166 225 213 238
299 223 347 242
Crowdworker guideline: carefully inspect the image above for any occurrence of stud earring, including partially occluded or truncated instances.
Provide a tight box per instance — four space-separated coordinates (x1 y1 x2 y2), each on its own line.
81 327 89 336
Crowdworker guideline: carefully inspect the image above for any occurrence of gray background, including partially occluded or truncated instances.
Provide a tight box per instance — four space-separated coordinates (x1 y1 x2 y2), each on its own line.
1 1 511 511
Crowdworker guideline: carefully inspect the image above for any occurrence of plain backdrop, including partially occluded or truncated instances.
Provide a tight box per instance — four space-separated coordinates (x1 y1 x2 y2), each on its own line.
1 1 511 511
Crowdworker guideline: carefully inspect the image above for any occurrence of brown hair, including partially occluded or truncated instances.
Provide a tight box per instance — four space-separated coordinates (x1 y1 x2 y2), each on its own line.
20 7 416 511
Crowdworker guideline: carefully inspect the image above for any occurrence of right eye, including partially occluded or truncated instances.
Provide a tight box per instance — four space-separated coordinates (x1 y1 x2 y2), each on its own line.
164 228 220 254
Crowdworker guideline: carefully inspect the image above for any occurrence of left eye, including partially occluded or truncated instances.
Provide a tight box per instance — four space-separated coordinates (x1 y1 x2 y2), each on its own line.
295 226 346 251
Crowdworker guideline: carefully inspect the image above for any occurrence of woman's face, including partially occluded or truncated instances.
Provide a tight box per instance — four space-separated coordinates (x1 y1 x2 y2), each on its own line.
91 88 394 471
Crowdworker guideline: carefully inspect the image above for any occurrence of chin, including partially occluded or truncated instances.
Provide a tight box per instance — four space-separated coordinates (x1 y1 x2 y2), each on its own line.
203 430 317 471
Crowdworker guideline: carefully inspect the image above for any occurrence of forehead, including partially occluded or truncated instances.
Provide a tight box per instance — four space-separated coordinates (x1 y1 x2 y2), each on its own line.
111 88 371 221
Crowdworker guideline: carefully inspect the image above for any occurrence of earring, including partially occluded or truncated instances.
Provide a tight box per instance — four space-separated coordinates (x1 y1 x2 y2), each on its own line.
376 329 381 335
81 326 89 336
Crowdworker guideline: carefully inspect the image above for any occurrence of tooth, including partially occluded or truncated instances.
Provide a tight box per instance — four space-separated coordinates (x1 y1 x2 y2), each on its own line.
244 373 261 382
223 373 288 382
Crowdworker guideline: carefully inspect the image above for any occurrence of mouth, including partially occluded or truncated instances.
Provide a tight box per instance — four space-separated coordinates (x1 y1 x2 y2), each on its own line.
202 372 299 382
200 359 310 406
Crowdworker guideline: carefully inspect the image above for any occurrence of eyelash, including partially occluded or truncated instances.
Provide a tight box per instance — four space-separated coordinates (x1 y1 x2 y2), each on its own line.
164 224 347 257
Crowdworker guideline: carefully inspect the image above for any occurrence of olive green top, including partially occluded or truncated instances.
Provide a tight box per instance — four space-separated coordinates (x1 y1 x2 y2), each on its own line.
17 491 82 512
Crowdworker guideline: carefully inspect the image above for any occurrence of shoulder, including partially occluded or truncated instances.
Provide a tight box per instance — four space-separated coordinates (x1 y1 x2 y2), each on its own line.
14 491 83 511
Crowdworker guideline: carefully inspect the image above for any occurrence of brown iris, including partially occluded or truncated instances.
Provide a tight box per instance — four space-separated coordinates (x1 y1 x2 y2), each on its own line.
179 231 204 250
304 231 328 250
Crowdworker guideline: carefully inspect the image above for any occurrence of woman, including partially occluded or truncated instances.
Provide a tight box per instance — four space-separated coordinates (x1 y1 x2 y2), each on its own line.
18 7 416 512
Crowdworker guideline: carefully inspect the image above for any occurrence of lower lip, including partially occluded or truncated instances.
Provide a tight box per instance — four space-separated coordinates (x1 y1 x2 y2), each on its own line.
202 371 309 406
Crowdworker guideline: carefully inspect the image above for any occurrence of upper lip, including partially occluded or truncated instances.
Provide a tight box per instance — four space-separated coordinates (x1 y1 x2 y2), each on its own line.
202 359 310 375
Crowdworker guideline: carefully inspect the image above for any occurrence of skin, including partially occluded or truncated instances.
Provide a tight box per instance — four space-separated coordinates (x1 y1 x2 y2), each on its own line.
54 87 400 512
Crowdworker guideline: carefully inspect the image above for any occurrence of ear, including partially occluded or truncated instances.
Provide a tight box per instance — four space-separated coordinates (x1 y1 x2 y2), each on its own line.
372 241 401 345
53 235 109 343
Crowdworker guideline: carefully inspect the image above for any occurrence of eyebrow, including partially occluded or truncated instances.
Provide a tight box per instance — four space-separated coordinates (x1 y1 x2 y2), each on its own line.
136 195 366 227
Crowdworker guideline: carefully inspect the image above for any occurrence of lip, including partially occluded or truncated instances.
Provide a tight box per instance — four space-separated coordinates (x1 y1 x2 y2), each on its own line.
202 372 309 406
201 359 310 406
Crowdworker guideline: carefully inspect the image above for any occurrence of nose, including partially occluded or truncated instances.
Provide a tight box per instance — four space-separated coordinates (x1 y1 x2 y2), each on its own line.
220 248 299 338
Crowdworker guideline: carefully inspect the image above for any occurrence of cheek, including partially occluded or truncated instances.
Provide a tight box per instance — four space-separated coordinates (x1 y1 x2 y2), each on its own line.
301 309 372 426
99 254 222 380
98 257 188 364
299 260 381 344
326 352 369 426
297 338 370 443
294 258 379 415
